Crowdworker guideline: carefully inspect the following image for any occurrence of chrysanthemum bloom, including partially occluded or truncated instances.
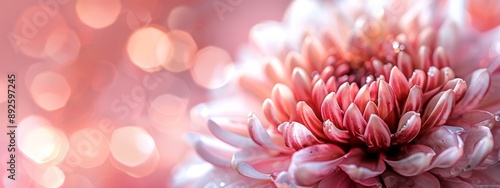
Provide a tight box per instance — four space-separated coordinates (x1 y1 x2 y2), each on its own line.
184 0 500 187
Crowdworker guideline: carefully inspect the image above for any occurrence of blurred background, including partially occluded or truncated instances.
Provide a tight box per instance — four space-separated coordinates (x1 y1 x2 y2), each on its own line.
1 0 500 187
0 0 289 187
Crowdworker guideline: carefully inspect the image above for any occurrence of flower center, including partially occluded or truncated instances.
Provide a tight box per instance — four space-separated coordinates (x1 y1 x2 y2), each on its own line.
262 37 467 153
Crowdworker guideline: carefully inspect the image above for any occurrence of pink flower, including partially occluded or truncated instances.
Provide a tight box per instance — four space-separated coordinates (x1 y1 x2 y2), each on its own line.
180 0 500 187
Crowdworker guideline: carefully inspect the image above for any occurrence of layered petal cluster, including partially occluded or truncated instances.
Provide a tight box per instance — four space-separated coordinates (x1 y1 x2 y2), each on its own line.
188 0 500 187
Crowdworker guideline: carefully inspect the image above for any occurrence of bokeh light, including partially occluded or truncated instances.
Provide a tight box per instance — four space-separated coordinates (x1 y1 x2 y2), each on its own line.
191 46 235 89
126 26 171 72
167 6 197 31
76 0 122 29
62 175 94 188
68 128 110 168
30 71 71 111
149 94 188 132
17 116 69 165
39 166 65 188
44 27 81 64
110 126 156 167
162 30 197 72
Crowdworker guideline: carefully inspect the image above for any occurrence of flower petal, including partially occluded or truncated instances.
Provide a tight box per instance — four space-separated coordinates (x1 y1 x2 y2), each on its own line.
291 67 313 101
422 90 455 130
377 80 397 120
248 113 289 151
363 101 379 122
354 84 371 113
389 66 410 105
188 134 233 168
455 69 491 112
278 122 322 150
336 82 353 111
312 79 328 110
289 144 346 185
454 124 494 172
297 101 327 140
382 171 440 188
263 99 287 125
321 92 344 129
418 126 464 169
384 144 435 176
271 84 297 120
344 103 367 136
392 111 421 145
323 120 350 143
339 148 386 182
234 162 272 180
208 119 257 148
441 78 467 102
364 114 391 150
302 35 327 71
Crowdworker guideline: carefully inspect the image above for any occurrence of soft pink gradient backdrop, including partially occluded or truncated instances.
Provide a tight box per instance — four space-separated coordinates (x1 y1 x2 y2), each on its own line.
0 0 289 187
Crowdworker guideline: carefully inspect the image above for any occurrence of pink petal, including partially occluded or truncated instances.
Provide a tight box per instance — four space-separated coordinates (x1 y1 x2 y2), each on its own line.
439 67 455 84
421 90 455 130
318 170 375 188
418 126 464 169
391 111 421 145
312 79 328 110
263 99 287 125
289 144 345 185
271 84 297 120
454 124 494 172
293 156 345 186
278 122 322 150
377 80 397 120
302 35 327 71
285 51 311 74
208 119 257 147
459 166 500 185
441 78 467 102
323 120 351 143
402 85 423 114
389 66 410 104
291 67 313 101
297 101 328 140
336 82 353 111
363 101 379 122
416 45 431 71
265 57 289 84
409 69 426 89
339 148 386 182
325 76 337 93
439 178 473 188
425 66 440 92
354 84 371 113
384 144 435 176
397 51 413 78
455 69 491 112
320 65 334 82
382 171 440 188
248 113 289 151
433 46 450 69
321 92 344 129
364 114 391 150
344 103 367 136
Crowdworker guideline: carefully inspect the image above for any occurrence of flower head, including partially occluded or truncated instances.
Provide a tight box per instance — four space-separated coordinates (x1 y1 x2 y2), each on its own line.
185 0 500 187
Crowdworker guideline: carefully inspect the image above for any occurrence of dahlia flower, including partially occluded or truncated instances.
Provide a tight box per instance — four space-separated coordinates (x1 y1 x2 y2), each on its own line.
180 0 500 187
